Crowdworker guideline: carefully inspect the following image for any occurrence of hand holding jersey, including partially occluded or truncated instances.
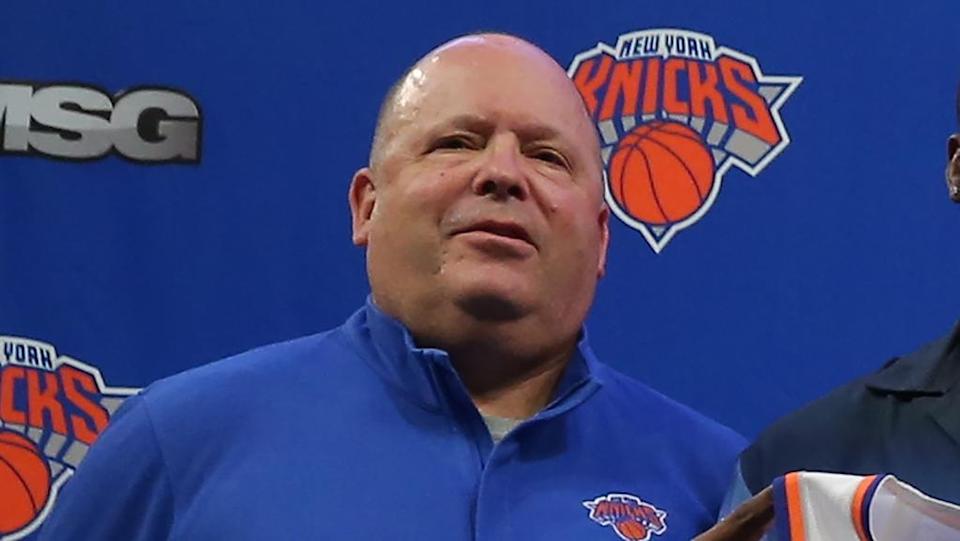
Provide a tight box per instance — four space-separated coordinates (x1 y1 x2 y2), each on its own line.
708 473 960 541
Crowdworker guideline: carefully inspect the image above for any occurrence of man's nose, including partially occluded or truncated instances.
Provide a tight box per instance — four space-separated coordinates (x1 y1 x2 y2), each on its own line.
472 136 529 201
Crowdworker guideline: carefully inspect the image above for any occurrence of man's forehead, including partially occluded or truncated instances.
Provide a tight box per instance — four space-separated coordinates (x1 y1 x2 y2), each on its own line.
396 35 577 110
372 33 601 172
395 46 584 123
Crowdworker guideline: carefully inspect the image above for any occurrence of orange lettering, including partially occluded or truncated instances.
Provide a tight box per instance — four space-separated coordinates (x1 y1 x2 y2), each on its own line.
662 58 689 116
687 61 728 123
27 370 68 434
573 55 614 117
641 58 661 116
60 366 108 445
0 367 26 425
718 57 779 145
599 59 644 119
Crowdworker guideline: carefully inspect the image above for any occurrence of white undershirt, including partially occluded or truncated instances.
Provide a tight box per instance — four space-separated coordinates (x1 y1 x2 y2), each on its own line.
480 413 523 444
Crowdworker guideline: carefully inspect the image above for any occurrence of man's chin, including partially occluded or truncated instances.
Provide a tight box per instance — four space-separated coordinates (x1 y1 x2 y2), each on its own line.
453 291 529 322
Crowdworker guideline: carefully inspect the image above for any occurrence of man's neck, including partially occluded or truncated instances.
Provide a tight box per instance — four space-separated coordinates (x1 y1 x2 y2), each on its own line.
375 292 580 419
451 343 574 420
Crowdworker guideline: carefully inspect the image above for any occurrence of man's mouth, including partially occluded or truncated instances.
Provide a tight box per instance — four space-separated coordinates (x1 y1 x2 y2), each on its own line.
455 220 535 248
454 220 537 248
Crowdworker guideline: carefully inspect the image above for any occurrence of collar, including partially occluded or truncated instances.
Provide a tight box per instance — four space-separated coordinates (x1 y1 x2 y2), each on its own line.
343 296 604 416
864 321 960 397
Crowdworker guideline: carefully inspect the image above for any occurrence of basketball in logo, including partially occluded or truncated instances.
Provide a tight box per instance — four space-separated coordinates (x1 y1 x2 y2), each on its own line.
616 520 652 540
0 430 51 534
608 121 715 225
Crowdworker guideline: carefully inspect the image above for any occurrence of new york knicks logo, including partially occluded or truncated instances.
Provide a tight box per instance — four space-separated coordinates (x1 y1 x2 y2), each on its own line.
584 493 667 541
568 29 802 252
0 336 137 540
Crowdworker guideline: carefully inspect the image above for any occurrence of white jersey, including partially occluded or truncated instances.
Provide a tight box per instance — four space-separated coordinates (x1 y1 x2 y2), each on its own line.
770 471 960 541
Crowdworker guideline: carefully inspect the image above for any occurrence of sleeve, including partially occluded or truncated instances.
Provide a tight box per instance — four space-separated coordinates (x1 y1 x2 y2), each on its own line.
718 459 779 541
719 459 753 519
37 394 175 541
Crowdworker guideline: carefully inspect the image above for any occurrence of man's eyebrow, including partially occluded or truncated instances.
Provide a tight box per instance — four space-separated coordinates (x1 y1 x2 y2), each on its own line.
432 114 495 134
430 115 568 143
513 123 565 144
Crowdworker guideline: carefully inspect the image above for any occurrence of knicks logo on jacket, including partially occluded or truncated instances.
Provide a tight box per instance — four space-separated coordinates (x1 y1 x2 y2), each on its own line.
568 28 801 252
584 493 668 541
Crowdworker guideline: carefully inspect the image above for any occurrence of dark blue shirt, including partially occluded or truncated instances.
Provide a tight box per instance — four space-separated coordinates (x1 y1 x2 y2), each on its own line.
728 322 960 513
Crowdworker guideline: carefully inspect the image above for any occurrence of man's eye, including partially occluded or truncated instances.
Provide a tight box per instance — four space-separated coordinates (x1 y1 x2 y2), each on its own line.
531 149 570 169
431 136 476 151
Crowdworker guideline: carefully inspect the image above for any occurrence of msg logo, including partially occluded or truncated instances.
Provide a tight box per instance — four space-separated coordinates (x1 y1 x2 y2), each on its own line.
0 81 201 163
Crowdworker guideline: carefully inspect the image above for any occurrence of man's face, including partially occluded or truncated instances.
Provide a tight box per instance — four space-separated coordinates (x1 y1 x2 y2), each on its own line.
352 36 608 333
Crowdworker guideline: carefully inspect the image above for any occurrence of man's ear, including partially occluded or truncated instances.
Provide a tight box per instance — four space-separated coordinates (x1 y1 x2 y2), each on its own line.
947 135 960 202
596 204 610 278
349 167 377 246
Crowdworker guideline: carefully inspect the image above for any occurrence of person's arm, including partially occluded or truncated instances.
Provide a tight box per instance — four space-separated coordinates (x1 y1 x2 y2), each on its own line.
38 394 175 541
719 460 753 519
694 486 773 541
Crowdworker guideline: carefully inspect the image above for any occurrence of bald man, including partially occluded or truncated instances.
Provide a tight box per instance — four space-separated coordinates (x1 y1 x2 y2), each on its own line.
39 34 744 540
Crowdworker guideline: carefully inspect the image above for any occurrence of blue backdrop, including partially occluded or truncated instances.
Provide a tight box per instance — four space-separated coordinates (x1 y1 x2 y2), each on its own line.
2 1 959 538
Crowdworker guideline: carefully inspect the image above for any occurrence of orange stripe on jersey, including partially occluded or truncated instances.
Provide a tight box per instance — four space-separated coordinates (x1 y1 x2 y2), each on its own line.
785 472 807 540
851 475 878 541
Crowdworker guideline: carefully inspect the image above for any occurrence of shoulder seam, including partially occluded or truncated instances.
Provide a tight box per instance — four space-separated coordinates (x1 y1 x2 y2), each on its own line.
138 396 179 540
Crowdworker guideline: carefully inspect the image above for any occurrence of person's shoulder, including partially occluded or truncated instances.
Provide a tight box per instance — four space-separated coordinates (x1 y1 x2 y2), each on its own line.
737 372 871 483
739 324 959 492
751 371 874 447
153 329 343 391
138 324 360 423
594 363 745 450
38 392 177 540
39 325 363 539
